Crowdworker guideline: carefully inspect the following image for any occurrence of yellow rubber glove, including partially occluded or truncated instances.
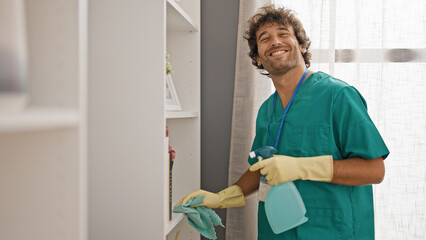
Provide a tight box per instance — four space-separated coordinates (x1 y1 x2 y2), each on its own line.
176 185 245 208
250 155 334 185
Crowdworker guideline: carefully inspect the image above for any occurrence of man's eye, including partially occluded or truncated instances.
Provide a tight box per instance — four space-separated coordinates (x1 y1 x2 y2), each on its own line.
260 37 269 42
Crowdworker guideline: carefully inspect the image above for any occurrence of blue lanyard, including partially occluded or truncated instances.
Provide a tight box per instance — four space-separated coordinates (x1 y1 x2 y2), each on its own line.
267 68 309 149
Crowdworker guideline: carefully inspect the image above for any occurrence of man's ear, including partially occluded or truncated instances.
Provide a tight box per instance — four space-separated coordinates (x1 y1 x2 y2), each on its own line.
255 56 262 66
300 45 307 55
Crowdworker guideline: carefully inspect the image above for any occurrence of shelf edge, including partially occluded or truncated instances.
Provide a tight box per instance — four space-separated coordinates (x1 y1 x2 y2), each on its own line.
166 0 199 32
166 111 199 119
0 108 79 133
165 213 185 235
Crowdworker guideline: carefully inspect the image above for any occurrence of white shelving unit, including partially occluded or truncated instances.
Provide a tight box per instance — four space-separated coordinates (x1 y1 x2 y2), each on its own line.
1 1 199 239
89 1 200 240
0 1 88 240
165 0 200 238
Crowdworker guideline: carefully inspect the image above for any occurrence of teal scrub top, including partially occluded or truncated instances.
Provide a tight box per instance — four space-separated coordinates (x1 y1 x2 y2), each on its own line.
249 72 389 240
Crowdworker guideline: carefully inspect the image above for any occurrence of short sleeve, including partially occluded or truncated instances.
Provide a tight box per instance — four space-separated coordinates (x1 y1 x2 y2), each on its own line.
248 135 263 166
248 98 271 166
332 86 389 160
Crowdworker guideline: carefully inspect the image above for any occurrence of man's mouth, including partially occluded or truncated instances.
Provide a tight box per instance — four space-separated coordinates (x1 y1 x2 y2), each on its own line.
269 49 288 57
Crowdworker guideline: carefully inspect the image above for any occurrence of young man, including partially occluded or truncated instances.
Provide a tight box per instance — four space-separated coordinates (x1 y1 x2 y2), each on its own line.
178 5 389 239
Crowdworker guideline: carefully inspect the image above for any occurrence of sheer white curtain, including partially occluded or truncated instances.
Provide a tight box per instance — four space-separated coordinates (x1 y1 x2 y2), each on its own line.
228 0 426 239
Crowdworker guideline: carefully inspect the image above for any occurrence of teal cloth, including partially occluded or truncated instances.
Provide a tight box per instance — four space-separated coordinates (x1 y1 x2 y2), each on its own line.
173 195 224 239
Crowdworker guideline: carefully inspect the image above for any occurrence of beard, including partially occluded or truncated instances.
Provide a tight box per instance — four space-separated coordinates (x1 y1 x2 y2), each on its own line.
259 48 303 76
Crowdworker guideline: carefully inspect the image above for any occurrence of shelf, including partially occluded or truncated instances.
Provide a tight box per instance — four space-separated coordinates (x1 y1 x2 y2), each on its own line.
167 0 199 32
0 107 79 133
166 111 199 119
165 213 185 235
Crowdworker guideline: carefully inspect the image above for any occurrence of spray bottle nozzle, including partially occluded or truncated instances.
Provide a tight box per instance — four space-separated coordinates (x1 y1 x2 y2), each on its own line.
249 146 277 161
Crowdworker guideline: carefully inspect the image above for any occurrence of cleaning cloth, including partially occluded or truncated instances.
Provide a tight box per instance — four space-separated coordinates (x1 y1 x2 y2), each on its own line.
173 195 224 239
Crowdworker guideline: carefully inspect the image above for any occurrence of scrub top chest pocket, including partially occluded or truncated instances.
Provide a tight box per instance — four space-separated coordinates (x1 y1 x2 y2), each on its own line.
290 125 331 156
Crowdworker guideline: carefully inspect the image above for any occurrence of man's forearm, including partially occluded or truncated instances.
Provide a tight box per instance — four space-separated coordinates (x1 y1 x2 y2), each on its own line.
331 157 385 186
235 168 261 196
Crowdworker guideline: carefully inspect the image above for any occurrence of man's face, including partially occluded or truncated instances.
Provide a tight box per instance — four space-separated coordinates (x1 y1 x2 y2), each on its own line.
255 22 306 76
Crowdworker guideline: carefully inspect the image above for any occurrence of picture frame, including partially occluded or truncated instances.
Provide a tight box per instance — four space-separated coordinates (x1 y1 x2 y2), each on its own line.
165 74 181 111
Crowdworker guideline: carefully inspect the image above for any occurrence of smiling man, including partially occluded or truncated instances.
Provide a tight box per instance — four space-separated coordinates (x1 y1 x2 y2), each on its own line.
256 24 304 76
178 4 389 239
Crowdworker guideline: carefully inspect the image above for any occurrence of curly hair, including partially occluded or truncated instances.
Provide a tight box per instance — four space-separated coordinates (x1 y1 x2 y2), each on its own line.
244 4 312 70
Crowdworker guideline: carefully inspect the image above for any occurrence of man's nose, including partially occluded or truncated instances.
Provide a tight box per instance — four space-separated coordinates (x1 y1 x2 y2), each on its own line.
271 35 282 46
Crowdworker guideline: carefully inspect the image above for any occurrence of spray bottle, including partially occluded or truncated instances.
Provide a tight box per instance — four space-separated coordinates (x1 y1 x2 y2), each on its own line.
249 146 308 234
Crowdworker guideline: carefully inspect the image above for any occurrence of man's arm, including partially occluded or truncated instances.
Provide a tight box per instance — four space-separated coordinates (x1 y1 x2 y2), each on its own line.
331 157 385 186
235 168 261 196
250 155 385 186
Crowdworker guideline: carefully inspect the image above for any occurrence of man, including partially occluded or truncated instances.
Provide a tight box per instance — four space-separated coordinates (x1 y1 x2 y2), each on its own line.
178 4 389 239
